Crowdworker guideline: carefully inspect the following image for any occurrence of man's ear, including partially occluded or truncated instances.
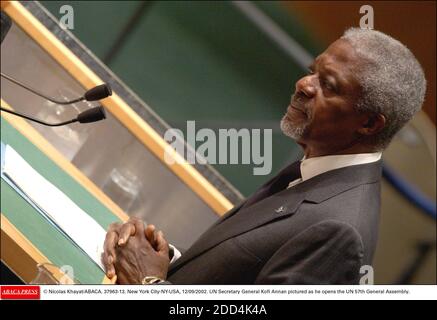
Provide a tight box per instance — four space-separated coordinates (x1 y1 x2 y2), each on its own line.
357 113 386 136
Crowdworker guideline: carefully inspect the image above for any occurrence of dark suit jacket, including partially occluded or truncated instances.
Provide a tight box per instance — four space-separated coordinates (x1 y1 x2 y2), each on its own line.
166 160 383 284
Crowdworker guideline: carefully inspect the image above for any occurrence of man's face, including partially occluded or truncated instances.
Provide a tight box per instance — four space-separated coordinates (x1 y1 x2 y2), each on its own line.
281 39 366 154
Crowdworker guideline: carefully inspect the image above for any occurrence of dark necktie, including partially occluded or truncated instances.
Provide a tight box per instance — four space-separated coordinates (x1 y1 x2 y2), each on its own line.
242 160 302 209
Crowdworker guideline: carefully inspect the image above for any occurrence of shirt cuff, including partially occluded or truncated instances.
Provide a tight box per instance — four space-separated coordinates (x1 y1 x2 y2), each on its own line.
169 244 182 264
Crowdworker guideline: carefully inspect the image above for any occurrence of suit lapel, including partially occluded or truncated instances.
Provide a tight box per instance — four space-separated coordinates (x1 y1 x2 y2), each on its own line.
210 200 246 227
169 184 306 272
169 159 383 273
211 160 302 226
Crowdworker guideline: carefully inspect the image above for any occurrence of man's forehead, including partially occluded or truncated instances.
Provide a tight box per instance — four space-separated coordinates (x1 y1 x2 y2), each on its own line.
315 39 360 67
313 39 362 90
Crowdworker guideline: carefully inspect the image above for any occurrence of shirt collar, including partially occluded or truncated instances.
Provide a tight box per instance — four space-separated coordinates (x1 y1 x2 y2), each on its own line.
299 152 382 182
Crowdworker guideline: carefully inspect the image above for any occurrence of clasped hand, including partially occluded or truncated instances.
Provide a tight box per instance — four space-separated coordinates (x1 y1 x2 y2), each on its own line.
101 217 170 284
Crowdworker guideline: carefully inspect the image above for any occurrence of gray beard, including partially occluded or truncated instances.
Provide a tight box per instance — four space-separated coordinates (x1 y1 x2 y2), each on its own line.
280 114 309 140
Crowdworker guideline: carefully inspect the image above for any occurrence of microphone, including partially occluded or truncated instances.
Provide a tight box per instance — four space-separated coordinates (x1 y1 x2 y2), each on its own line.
76 106 106 123
1 72 112 105
0 106 106 127
84 84 112 102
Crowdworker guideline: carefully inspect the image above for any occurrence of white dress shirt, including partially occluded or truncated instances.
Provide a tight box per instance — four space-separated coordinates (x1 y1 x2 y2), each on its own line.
287 152 382 189
169 244 182 264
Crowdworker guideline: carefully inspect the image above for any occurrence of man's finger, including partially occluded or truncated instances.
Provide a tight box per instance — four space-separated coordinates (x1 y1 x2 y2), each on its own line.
145 224 156 248
101 251 116 278
130 218 154 250
118 223 136 246
104 230 118 256
130 217 146 236
156 230 169 257
103 223 120 262
107 222 121 233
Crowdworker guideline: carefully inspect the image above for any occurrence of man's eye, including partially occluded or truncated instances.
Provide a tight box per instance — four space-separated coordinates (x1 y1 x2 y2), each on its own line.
322 79 335 91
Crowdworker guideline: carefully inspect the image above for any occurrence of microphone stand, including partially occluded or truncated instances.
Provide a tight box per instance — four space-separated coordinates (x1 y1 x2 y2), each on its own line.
0 107 78 126
0 105 106 127
1 72 112 104
1 72 85 105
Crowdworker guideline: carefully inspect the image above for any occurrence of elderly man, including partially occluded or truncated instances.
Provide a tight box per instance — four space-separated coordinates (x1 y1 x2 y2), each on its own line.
101 28 426 284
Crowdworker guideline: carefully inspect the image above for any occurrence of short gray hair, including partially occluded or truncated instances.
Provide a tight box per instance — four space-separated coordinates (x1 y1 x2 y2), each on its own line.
341 28 427 150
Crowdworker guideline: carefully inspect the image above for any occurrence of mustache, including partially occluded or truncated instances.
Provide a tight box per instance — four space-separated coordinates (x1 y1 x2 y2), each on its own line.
290 94 309 116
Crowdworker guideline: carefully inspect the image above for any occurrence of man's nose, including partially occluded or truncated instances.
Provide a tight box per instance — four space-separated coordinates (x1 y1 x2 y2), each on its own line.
295 75 316 98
